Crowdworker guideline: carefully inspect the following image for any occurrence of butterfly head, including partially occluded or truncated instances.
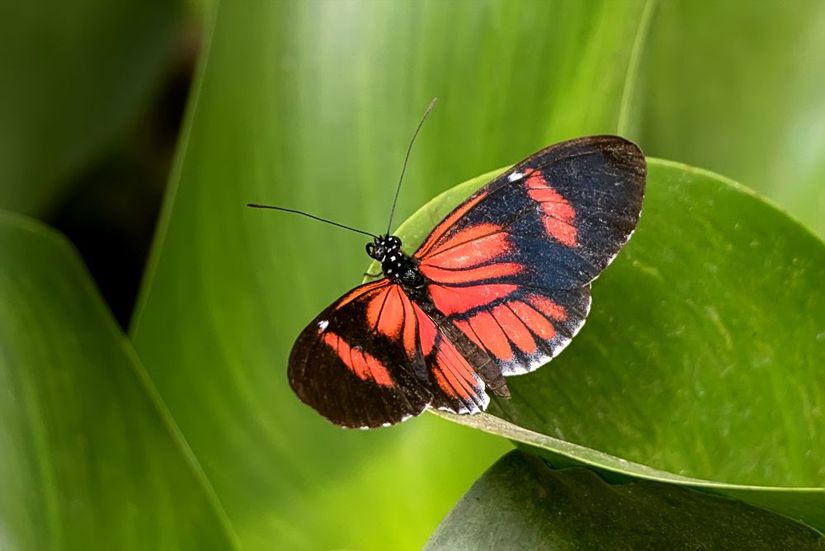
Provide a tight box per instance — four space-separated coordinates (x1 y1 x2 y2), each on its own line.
365 235 402 262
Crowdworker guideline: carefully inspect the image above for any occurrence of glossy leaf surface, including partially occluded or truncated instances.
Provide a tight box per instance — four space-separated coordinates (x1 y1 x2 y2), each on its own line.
0 211 236 550
427 451 824 550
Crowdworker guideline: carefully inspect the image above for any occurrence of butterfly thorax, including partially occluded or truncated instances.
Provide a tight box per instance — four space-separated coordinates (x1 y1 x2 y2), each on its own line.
366 234 425 289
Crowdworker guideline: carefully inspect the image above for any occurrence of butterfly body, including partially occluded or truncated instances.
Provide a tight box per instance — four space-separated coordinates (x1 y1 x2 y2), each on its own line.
366 235 424 289
288 136 646 428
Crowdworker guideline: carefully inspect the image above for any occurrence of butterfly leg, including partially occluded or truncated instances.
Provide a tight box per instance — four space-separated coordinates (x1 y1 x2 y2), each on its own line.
363 271 383 279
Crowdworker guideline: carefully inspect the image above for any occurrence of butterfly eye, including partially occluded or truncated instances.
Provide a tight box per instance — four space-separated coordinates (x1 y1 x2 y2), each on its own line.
365 242 375 256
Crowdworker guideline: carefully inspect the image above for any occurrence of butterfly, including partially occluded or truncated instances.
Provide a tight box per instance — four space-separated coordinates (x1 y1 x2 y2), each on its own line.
280 135 646 428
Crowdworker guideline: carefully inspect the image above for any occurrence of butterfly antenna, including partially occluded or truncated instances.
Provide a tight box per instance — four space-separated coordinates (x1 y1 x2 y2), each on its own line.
247 203 378 238
386 97 438 235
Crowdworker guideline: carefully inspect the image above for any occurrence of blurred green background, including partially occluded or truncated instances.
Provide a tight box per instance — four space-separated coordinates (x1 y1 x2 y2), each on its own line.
1 0 823 549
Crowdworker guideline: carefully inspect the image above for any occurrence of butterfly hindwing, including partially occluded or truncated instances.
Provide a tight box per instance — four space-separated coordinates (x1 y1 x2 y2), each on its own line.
444 285 592 377
415 315 490 415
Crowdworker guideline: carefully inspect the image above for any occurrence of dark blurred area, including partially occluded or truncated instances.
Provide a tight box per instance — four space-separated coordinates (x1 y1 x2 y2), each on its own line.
44 31 199 328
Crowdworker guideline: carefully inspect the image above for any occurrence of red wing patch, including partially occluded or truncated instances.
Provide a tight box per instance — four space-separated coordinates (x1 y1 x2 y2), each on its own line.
428 283 519 315
419 224 509 266
526 294 567 321
366 284 402 337
431 342 477 401
525 168 578 247
366 284 418 357
414 303 437 356
508 299 557 340
420 262 523 285
467 310 513 362
414 303 488 414
415 190 490 258
419 225 512 281
448 290 587 377
419 222 522 289
322 331 394 387
491 303 538 356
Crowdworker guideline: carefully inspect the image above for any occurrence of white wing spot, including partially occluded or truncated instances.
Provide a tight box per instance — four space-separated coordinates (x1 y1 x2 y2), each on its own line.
507 171 524 182
317 320 329 332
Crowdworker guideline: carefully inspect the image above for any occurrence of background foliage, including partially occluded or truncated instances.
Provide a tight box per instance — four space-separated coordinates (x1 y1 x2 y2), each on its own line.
0 0 823 549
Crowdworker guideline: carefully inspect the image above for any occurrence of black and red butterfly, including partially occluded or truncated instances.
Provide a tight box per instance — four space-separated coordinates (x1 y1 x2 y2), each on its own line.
275 134 646 428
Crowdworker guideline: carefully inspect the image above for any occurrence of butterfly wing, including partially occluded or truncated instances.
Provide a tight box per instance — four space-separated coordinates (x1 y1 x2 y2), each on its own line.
414 135 645 381
288 279 489 428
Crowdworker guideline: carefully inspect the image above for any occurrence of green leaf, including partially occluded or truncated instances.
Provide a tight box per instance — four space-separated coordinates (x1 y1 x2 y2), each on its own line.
426 451 824 550
0 0 181 213
0 210 236 550
635 0 825 236
130 1 653 548
394 159 825 530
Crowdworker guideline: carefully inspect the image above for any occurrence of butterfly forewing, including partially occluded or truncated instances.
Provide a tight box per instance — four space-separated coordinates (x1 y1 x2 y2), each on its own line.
288 280 430 428
288 279 490 427
416 136 645 289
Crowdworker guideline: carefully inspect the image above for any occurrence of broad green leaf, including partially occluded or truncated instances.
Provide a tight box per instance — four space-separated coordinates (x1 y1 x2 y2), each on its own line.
0 0 181 213
426 451 824 550
130 0 653 548
393 159 825 530
0 210 236 550
634 0 825 236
